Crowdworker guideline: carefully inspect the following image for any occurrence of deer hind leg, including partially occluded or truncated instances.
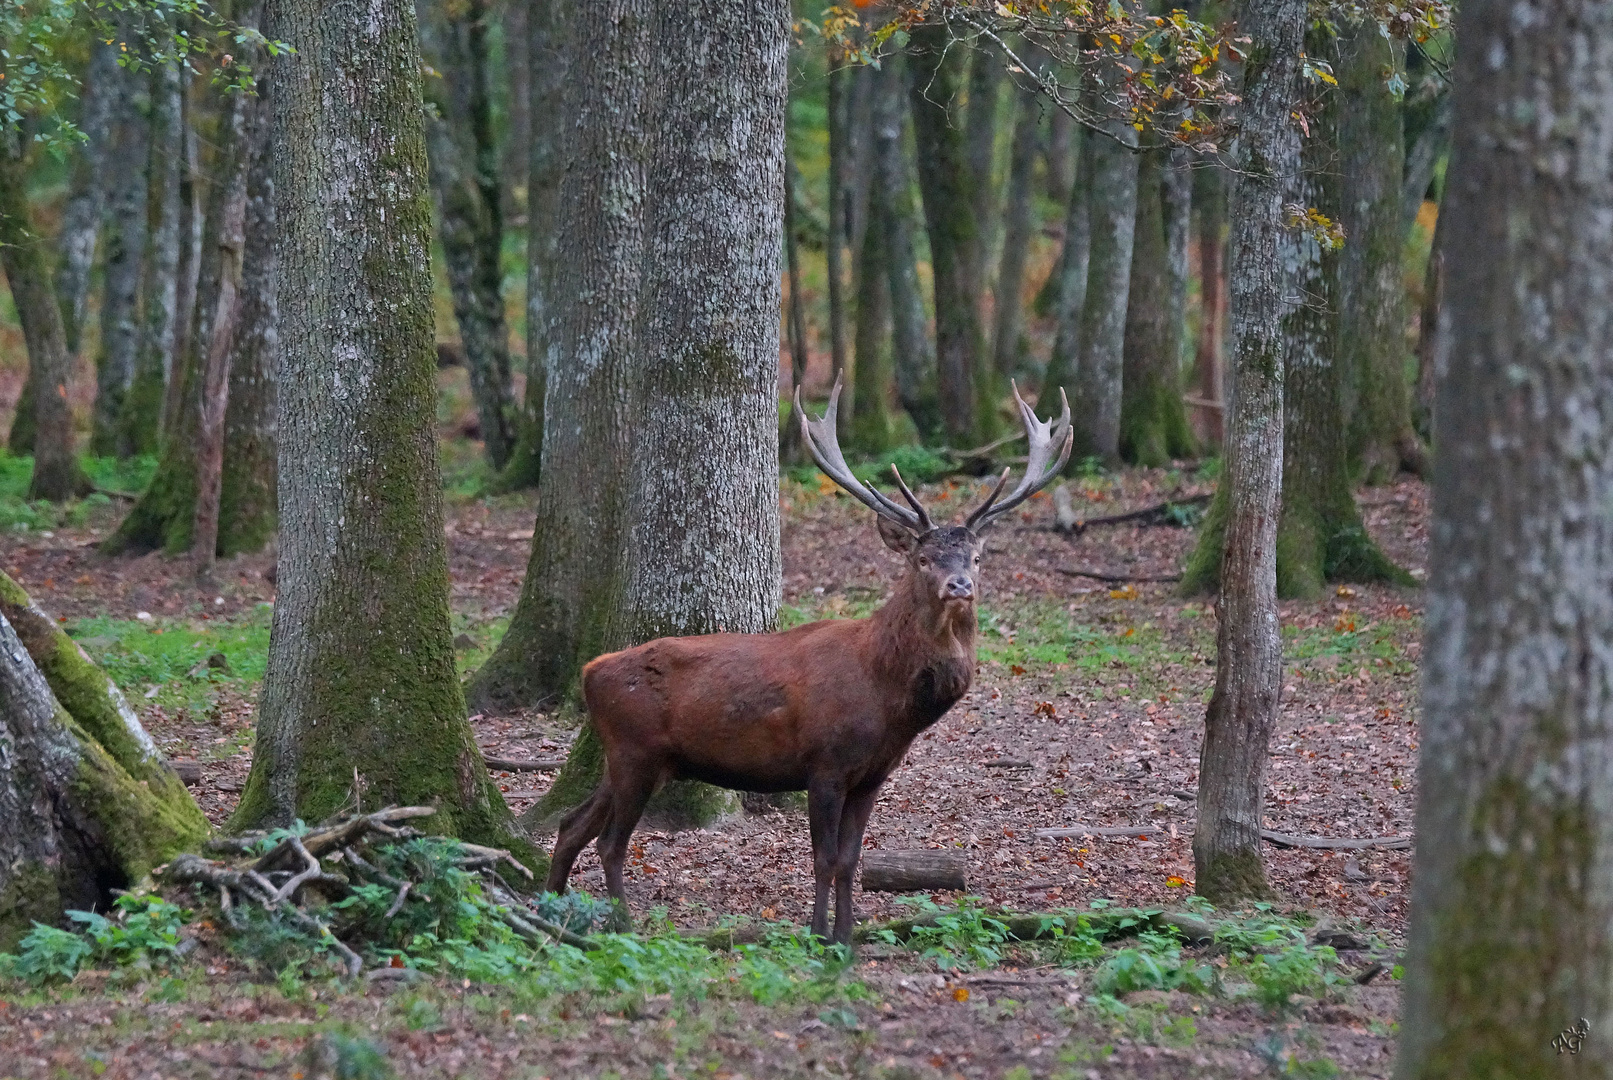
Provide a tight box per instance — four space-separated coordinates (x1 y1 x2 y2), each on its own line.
830 787 880 946
595 765 660 930
806 781 847 942
544 783 613 894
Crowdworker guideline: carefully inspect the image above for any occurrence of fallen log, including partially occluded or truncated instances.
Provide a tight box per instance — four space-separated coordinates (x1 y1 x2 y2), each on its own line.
860 850 968 893
1057 567 1182 585
1034 823 1413 850
1050 488 1212 535
484 757 568 772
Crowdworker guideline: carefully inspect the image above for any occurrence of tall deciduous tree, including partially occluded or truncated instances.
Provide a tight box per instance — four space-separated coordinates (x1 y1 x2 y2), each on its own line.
1041 124 1089 405
1070 120 1136 462
991 81 1040 380
54 37 121 359
232 0 533 867
1191 0 1302 902
1394 0 1613 1067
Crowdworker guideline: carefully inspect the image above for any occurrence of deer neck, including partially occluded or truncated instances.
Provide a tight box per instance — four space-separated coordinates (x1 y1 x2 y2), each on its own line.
870 574 978 694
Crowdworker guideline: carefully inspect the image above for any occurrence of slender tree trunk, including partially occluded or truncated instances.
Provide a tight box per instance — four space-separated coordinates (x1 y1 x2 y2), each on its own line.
495 0 566 492
499 0 529 224
826 59 852 397
1412 200 1443 442
1045 101 1073 205
0 138 85 501
1071 123 1137 463
874 53 938 440
216 79 279 558
90 73 152 459
231 0 534 869
1041 125 1089 405
1337 24 1425 482
964 45 1002 310
1192 0 1302 903
1120 150 1195 467
121 62 186 459
991 83 1039 381
781 156 810 463
1395 0 1613 1067
536 0 788 833
0 573 206 946
851 180 895 453
419 0 517 471
162 83 204 442
54 38 121 358
1400 89 1449 237
908 24 988 444
466 0 649 713
1163 149 1193 372
1192 161 1227 445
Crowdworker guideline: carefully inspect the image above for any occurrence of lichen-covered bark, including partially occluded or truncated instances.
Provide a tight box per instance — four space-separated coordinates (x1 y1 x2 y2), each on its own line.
121 62 186 459
1120 151 1195 467
1394 0 1613 1070
54 37 121 357
1041 125 1089 407
419 0 516 471
1071 122 1137 463
992 83 1040 381
232 0 536 874
1336 24 1424 483
528 0 788 833
1192 0 1302 903
0 136 86 502
465 0 648 713
908 24 990 444
90 68 152 459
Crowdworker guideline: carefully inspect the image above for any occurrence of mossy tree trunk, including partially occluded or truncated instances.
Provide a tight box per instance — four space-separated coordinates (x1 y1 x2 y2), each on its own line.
0 136 86 502
1119 150 1196 467
1336 23 1425 483
1395 0 1613 1066
1070 120 1137 463
418 0 517 472
531 0 788 833
1191 0 1302 904
908 24 990 445
874 53 939 440
0 574 207 947
964 45 1002 322
495 0 567 493
991 81 1040 381
231 0 537 871
1042 124 1089 405
465 0 649 713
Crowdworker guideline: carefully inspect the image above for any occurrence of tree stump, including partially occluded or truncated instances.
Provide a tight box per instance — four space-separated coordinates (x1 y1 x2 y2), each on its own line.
859 850 968 893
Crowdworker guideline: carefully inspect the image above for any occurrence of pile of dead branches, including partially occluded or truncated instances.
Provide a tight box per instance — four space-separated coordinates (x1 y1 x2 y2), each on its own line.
158 806 594 977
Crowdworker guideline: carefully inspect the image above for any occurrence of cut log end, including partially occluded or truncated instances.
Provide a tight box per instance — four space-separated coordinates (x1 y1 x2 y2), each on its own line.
860 850 968 893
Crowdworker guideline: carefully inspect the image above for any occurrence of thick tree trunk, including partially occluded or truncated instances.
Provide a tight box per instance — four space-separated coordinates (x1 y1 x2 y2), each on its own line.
826 60 852 397
419 0 517 471
1337 24 1424 483
908 25 988 444
991 83 1039 381
466 1 649 713
161 87 203 442
1071 123 1137 463
964 46 1002 314
54 38 121 358
851 182 896 453
0 575 206 946
90 71 152 459
1192 162 1227 446
1163 150 1193 372
874 54 938 440
1120 150 1195 467
1041 126 1089 406
1192 0 1302 903
121 62 186 459
1395 0 1613 1067
0 138 85 502
495 0 566 492
232 0 534 869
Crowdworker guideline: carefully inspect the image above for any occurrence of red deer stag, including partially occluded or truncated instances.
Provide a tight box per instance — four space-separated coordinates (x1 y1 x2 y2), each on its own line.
544 376 1072 942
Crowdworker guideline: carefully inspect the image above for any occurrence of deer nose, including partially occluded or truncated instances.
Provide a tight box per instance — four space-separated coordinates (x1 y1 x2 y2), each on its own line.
943 575 974 600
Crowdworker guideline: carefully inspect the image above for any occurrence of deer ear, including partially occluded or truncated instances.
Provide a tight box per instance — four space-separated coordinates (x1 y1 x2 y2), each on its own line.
876 515 918 554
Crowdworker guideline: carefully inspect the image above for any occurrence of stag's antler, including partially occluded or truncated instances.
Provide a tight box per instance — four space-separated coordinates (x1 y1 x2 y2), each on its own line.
795 374 933 533
965 381 1073 532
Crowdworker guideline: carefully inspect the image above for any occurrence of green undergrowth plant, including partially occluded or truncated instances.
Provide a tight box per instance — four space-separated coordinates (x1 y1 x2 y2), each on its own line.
68 607 273 712
875 896 1014 971
0 452 157 532
0 894 188 985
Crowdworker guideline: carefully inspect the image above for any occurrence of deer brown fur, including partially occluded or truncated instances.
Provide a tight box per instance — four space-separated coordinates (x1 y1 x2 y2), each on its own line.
544 378 1071 942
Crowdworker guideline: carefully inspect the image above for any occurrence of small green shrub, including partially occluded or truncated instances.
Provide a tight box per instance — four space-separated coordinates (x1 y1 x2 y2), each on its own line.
879 897 1012 971
1093 930 1214 996
0 923 95 985
0 894 190 985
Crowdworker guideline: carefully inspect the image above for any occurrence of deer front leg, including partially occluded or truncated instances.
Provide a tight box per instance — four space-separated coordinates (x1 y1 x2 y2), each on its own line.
806 780 846 941
831 786 880 945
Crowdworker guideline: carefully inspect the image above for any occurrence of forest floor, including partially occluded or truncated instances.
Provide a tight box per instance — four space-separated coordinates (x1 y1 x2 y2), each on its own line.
0 437 1428 1079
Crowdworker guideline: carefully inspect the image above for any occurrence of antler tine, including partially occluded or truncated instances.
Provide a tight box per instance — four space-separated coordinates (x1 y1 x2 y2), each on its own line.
888 465 933 531
965 382 1075 532
795 374 926 532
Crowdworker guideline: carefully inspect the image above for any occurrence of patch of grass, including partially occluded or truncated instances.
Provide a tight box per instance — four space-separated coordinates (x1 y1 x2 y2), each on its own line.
1283 613 1419 674
69 607 273 711
778 591 882 629
977 601 1189 689
0 452 156 533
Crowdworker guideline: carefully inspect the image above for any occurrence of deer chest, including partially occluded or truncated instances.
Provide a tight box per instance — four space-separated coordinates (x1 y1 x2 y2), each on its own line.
907 657 973 727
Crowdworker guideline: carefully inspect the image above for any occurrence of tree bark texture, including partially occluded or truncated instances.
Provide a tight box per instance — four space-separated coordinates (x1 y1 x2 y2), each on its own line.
121 62 186 459
992 83 1040 381
1192 161 1227 446
1163 149 1193 373
54 37 121 357
782 156 810 464
1412 201 1443 441
1394 0 1613 1069
1041 126 1089 407
1191 0 1302 903
1071 123 1137 463
1336 24 1423 483
964 44 1002 309
419 0 517 471
90 70 152 459
229 0 534 871
826 60 852 397
466 0 649 713
908 24 989 444
874 54 938 440
860 850 968 893
851 182 896 454
1120 150 1195 467
1045 97 1073 205
161 85 203 442
0 138 84 502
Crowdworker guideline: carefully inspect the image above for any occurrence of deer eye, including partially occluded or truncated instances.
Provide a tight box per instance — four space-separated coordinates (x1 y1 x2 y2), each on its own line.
917 556 930 569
